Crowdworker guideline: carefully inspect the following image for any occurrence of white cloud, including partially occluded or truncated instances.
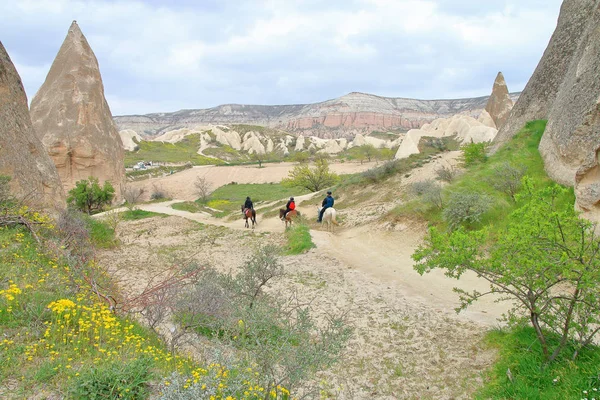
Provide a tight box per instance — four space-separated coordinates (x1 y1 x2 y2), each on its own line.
0 0 563 114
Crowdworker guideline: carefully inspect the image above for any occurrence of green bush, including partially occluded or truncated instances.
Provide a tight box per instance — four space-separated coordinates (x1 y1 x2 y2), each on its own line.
282 159 339 192
86 217 118 249
442 191 491 230
67 177 115 214
461 142 488 167
70 358 152 400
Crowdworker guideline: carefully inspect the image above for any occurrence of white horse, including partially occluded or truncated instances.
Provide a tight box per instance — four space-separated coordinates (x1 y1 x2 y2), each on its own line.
317 206 338 232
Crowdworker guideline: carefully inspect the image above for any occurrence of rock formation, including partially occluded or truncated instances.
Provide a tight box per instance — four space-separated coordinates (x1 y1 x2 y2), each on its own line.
485 72 513 129
395 114 497 160
30 21 125 196
537 1 600 217
119 129 142 151
115 91 520 140
492 0 595 149
0 42 65 209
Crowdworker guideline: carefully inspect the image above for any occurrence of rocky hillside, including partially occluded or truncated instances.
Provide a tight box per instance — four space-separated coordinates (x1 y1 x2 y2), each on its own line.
115 91 520 139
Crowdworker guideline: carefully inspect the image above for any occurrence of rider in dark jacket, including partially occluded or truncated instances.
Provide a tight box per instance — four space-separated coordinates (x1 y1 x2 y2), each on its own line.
318 191 334 222
244 197 253 211
283 197 295 219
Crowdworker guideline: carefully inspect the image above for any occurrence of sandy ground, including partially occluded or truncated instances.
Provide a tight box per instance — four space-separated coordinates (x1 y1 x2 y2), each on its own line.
96 152 512 399
130 161 379 201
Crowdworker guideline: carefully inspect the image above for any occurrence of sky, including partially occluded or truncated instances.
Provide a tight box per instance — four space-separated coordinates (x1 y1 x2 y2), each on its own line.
0 0 563 116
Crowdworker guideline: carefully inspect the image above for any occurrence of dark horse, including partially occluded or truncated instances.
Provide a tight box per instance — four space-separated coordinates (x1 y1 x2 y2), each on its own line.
241 206 257 229
279 209 297 229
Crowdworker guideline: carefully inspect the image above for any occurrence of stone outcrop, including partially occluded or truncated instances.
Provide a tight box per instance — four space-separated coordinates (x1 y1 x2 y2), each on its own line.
0 42 65 209
492 0 595 150
477 110 496 128
395 114 497 160
30 21 125 196
485 72 513 129
119 129 142 151
537 1 600 217
294 135 305 151
115 91 520 139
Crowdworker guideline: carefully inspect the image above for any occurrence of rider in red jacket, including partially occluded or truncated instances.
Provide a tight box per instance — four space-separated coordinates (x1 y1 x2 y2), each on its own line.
282 197 295 219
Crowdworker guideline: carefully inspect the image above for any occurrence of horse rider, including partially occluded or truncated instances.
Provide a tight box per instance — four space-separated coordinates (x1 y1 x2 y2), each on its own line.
318 191 334 223
243 196 254 215
282 197 295 220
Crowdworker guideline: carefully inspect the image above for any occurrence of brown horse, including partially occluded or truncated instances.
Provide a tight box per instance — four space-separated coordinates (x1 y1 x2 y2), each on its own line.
279 209 297 229
241 206 257 229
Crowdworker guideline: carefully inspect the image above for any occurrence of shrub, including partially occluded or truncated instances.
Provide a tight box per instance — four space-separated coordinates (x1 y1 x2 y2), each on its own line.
150 183 168 200
176 245 350 394
194 176 212 203
122 185 145 209
443 191 491 229
70 358 152 399
410 180 443 209
434 164 459 183
488 162 527 201
415 182 600 364
67 177 115 214
461 142 488 166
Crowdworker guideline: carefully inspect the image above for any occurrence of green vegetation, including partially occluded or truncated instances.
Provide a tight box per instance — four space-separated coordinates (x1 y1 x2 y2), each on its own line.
461 141 488 166
124 133 223 166
285 224 315 255
174 245 348 395
282 159 340 192
125 164 193 180
171 201 204 213
67 177 115 215
392 120 551 227
86 217 119 248
477 327 600 399
408 120 600 395
120 209 167 220
0 204 289 398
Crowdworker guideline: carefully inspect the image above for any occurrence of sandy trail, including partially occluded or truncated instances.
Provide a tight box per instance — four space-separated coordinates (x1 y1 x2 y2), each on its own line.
109 199 509 327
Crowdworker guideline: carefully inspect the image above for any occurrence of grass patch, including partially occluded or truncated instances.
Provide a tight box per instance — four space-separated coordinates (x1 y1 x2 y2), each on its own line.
391 120 573 230
124 133 224 166
125 164 193 180
285 224 315 255
171 201 204 213
120 209 167 220
85 217 118 249
0 208 287 398
478 326 600 399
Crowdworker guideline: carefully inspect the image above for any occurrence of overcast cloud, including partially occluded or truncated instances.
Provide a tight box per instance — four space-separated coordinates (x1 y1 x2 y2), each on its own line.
0 0 563 115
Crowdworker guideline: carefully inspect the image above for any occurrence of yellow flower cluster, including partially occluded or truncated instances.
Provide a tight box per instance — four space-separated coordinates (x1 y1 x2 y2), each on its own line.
0 282 22 302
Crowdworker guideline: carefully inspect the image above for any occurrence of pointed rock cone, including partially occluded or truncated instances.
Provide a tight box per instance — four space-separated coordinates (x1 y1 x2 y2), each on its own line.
485 72 513 129
30 21 125 198
0 41 65 210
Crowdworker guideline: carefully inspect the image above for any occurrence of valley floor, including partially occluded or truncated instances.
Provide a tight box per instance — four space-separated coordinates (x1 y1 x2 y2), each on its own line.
99 153 510 399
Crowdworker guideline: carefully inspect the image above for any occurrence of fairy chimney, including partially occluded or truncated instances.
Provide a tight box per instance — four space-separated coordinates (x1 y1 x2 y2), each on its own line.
30 21 125 197
0 41 65 210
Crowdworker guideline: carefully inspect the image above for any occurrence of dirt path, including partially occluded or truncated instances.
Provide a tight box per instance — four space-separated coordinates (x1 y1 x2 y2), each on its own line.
111 200 508 327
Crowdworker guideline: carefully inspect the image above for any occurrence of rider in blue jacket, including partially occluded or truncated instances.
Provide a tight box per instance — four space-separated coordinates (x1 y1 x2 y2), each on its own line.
318 191 334 223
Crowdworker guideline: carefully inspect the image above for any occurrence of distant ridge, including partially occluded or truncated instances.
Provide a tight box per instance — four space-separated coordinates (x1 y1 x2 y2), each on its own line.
115 91 520 139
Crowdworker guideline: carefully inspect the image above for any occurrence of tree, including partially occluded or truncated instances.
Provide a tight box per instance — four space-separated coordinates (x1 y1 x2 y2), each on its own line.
251 151 265 168
194 176 212 203
488 162 527 201
360 144 378 162
290 151 309 164
281 159 340 192
460 141 488 166
379 148 395 161
413 181 600 364
67 177 115 214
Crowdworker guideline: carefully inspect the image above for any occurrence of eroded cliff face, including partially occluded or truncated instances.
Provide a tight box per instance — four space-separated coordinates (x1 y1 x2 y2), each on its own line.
0 41 65 210
492 0 595 150
115 92 520 139
538 1 600 217
30 21 125 197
